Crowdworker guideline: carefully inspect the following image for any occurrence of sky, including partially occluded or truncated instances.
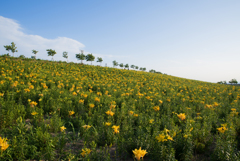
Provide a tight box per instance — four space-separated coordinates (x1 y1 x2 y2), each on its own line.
0 0 240 83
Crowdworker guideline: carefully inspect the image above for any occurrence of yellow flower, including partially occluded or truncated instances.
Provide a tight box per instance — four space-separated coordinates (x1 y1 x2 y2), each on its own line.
221 124 227 127
231 108 237 112
106 110 115 116
105 122 111 126
146 96 151 100
89 104 95 108
72 92 77 96
159 100 163 104
134 114 139 117
24 88 30 92
0 137 9 151
79 99 84 104
190 127 193 132
60 126 66 132
105 91 108 95
149 119 154 124
129 111 134 115
110 104 116 109
94 97 100 102
30 101 38 107
132 147 147 161
0 93 4 97
153 106 160 111
82 125 91 130
177 113 186 121
112 125 120 134
213 102 219 107
166 135 174 141
217 126 227 134
81 148 92 157
31 111 38 116
29 85 34 89
156 134 167 142
69 111 75 116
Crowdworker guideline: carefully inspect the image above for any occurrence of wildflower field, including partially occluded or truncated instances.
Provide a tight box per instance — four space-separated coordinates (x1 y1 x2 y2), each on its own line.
0 56 240 160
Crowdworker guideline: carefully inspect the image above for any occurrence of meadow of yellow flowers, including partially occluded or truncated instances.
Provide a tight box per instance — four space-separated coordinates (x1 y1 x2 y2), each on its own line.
0 56 240 160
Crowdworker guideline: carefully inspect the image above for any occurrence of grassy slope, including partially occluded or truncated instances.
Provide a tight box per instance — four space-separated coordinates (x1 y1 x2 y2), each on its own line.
0 56 240 160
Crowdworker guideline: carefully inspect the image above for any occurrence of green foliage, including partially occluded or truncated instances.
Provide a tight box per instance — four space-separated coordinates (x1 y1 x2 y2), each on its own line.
46 49 57 60
0 56 240 160
76 51 86 64
62 51 68 62
229 79 238 85
4 42 18 57
113 60 118 67
85 53 95 65
32 50 38 59
19 55 25 59
97 57 103 65
149 69 156 73
119 63 123 68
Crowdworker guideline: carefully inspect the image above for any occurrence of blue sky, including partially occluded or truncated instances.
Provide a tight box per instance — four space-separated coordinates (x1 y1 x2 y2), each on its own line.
0 0 240 83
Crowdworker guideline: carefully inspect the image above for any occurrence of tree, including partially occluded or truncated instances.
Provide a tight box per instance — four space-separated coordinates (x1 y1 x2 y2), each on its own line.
217 81 227 84
135 66 139 70
124 64 129 69
149 69 156 73
97 57 103 66
229 79 238 85
4 42 18 57
113 60 118 67
46 49 57 61
131 65 135 69
119 63 124 69
140 67 143 71
63 51 68 62
86 53 95 65
32 50 38 59
19 55 25 59
142 67 146 71
76 50 86 64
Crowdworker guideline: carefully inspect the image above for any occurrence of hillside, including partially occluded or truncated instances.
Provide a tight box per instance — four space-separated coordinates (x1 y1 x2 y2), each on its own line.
0 56 240 160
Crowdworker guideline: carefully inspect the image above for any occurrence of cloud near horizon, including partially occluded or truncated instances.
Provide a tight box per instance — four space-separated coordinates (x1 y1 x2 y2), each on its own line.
0 16 85 61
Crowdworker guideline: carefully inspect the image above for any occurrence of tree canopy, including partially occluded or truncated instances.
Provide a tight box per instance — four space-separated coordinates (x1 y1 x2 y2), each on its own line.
76 53 86 64
63 51 68 62
86 53 95 65
46 49 57 60
113 60 118 67
97 57 103 65
4 42 18 57
32 50 38 59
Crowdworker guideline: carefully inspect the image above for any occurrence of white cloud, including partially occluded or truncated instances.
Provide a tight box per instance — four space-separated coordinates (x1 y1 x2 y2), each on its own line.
0 16 85 61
